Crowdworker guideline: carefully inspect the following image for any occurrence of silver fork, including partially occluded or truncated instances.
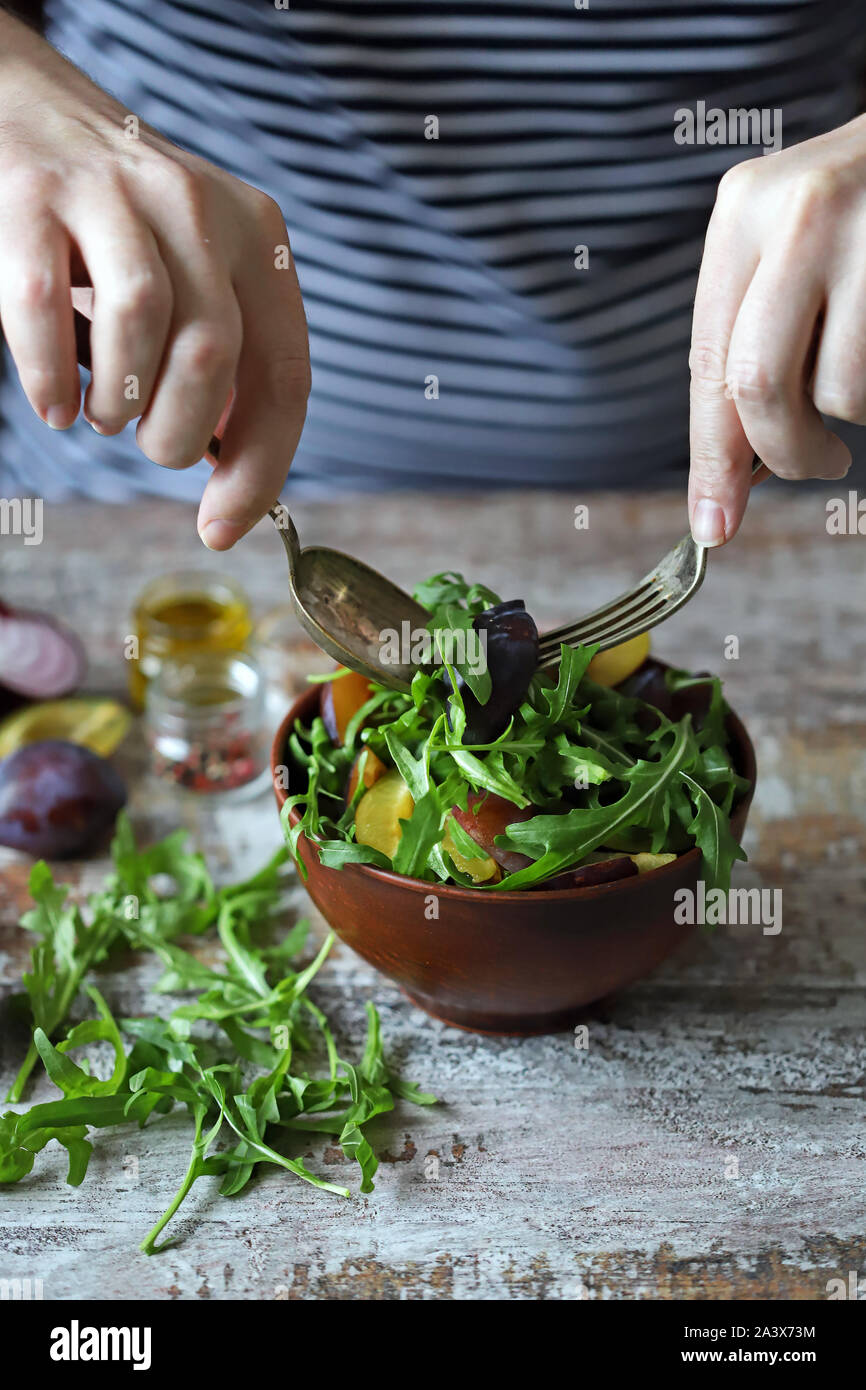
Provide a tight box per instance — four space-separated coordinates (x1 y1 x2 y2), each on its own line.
537 460 765 668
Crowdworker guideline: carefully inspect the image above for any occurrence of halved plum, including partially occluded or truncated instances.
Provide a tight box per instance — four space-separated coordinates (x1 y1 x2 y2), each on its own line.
621 658 715 729
586 632 650 689
452 790 536 874
321 667 373 745
346 746 388 803
354 768 414 860
0 696 131 759
442 814 501 884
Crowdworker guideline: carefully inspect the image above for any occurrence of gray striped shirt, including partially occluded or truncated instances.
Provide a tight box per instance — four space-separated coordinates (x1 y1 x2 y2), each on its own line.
1 0 864 498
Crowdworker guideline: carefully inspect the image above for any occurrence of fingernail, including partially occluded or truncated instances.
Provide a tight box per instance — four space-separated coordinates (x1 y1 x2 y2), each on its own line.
45 404 78 430
691 498 727 547
199 519 248 550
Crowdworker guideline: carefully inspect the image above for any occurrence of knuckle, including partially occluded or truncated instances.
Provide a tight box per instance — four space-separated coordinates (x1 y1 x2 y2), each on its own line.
179 323 237 379
112 266 171 324
689 337 728 386
148 161 211 235
247 188 287 234
724 358 785 406
798 167 841 206
13 268 61 311
688 449 743 487
166 160 205 207
788 169 842 231
2 165 57 208
715 157 760 207
261 352 311 403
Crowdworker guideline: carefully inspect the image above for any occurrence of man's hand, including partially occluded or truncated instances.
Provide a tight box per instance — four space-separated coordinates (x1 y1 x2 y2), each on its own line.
688 117 866 545
0 13 309 549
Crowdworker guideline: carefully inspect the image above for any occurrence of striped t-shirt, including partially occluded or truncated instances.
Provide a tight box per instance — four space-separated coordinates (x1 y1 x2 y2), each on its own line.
1 0 864 499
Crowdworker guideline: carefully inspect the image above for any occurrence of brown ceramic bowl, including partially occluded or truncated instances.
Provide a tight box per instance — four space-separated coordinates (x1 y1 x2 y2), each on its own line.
271 662 756 1035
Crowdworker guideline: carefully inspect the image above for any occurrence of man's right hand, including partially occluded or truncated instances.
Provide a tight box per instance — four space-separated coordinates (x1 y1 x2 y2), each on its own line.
0 12 310 549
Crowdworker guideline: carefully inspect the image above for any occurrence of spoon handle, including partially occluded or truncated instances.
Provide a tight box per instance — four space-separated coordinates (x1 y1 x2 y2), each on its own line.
269 505 302 576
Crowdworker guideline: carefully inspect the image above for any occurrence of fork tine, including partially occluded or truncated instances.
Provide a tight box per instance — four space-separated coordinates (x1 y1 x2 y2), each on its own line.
537 463 762 670
537 567 674 651
583 594 675 651
537 536 707 666
538 595 670 664
537 579 657 652
537 580 664 657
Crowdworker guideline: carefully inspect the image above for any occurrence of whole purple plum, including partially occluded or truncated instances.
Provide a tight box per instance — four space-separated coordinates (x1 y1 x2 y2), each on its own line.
0 739 126 858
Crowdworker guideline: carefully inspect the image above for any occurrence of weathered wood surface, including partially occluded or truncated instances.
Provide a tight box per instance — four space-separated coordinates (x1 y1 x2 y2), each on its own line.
0 487 864 1301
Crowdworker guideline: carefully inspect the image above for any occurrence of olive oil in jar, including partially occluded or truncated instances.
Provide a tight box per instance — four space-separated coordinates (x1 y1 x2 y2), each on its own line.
129 571 252 709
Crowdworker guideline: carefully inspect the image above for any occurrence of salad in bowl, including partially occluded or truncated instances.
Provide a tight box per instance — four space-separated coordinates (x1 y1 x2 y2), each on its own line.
280 573 749 897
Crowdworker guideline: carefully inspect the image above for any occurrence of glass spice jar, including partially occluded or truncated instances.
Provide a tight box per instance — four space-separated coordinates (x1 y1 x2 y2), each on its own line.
129 570 252 710
144 650 268 797
253 603 304 720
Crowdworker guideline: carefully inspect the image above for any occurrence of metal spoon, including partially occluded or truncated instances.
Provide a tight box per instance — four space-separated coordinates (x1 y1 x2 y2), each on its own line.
268 505 431 692
158 402 430 693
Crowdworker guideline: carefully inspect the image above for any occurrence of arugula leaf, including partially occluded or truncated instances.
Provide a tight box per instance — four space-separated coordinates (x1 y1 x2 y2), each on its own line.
431 604 492 705
392 788 443 878
384 724 430 801
2 821 437 1255
317 841 392 871
492 718 696 889
679 773 748 892
6 816 288 1103
8 868 117 1103
447 813 492 863
537 643 597 724
283 571 749 897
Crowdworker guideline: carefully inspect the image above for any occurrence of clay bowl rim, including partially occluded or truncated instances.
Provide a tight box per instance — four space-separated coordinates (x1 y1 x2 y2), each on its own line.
271 666 756 905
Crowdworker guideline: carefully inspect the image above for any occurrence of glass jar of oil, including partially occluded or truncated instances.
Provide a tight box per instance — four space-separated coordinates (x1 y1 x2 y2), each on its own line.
129 570 252 709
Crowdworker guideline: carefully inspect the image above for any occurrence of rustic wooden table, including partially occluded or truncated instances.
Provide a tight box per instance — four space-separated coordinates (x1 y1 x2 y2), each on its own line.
1 487 864 1301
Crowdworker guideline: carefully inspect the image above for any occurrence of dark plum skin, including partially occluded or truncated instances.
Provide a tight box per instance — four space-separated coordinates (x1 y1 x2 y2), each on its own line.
534 857 639 891
620 658 715 731
459 600 539 745
0 739 126 858
452 790 536 874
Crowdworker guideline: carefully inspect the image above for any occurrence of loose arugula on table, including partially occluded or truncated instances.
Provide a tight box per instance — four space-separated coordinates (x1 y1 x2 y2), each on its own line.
284 572 749 893
0 815 435 1253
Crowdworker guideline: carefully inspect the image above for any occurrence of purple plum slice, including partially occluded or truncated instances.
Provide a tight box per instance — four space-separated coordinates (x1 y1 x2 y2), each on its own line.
460 600 539 745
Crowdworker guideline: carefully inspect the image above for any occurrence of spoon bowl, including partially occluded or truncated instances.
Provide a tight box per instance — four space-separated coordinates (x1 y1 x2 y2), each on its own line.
270 507 430 691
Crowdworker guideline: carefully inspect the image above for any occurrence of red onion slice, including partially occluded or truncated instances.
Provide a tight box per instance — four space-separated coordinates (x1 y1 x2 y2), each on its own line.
0 603 86 699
